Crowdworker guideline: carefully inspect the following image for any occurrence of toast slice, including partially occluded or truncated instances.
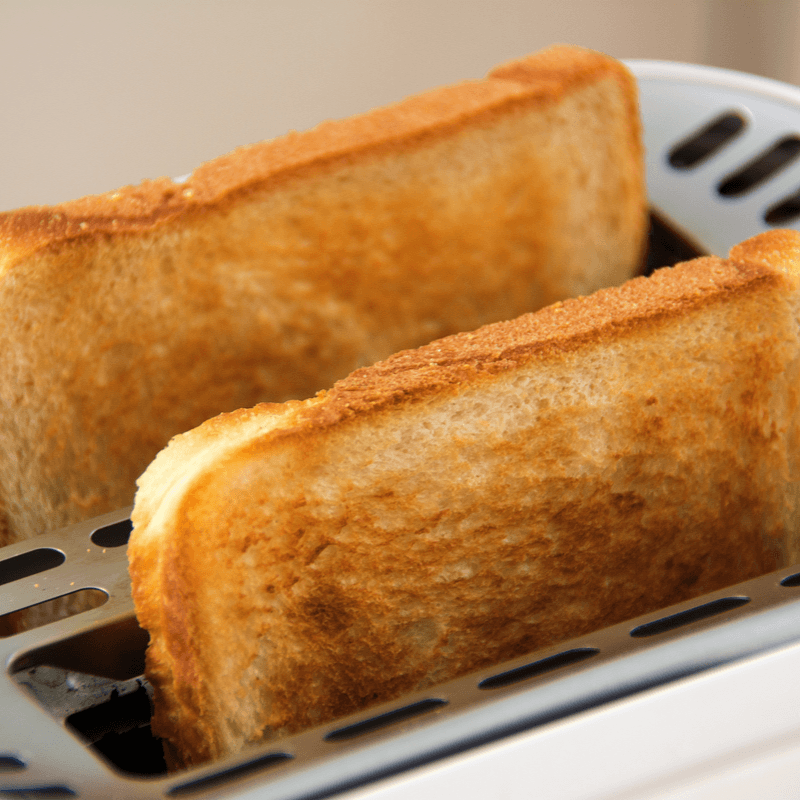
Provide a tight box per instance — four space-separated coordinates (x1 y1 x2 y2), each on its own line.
128 230 800 768
0 45 646 546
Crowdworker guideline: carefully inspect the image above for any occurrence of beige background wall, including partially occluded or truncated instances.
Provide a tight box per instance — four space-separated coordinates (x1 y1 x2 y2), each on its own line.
1 0 799 211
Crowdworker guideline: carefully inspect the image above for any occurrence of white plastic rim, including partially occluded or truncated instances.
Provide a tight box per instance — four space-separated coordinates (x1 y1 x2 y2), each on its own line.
627 59 800 257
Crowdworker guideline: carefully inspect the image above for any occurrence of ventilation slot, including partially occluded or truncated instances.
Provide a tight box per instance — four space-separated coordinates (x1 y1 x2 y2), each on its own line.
0 589 108 638
478 648 599 690
0 755 26 771
630 597 750 638
324 699 447 742
0 548 65 587
765 190 800 226
90 518 133 548
718 136 800 196
668 112 746 169
167 753 293 797
780 571 800 587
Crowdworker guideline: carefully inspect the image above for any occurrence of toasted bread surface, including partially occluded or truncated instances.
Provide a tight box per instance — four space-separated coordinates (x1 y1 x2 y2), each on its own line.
129 230 800 768
0 45 645 546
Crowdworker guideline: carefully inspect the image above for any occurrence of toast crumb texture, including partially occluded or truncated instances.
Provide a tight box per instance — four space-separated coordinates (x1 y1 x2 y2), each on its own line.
129 230 800 768
0 45 645 544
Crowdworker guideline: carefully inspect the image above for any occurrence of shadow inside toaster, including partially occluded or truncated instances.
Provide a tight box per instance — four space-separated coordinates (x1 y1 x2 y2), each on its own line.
10 616 166 775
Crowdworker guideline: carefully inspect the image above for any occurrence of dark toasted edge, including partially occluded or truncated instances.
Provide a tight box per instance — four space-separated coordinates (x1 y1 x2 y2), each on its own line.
0 45 636 261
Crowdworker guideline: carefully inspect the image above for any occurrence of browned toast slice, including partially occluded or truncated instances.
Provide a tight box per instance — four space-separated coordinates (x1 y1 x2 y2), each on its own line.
128 230 800 768
0 45 645 546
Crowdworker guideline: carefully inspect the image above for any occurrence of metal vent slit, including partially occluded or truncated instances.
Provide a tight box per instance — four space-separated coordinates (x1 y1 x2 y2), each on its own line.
478 648 600 690
780 571 800 587
166 753 293 797
0 590 108 639
718 136 800 196
629 596 751 638
0 549 65 587
89 518 132 548
765 190 800 226
324 699 448 742
668 111 746 169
